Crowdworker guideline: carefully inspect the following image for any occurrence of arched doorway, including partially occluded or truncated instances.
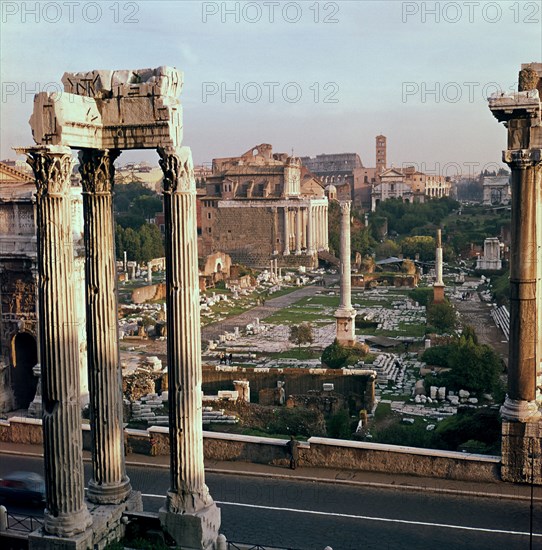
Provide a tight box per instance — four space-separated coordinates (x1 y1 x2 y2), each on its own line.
11 333 38 409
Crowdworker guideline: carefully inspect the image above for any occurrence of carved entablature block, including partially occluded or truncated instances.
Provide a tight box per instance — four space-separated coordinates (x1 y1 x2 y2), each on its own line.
29 67 184 150
488 90 541 123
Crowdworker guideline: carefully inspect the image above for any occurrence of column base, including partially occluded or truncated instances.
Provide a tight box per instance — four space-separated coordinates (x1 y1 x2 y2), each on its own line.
433 283 445 304
88 476 132 505
335 308 357 347
160 502 221 550
501 419 542 485
43 506 92 538
500 397 541 422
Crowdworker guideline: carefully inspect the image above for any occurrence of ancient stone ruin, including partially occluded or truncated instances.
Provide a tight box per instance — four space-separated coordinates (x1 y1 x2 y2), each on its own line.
488 62 542 484
18 67 220 549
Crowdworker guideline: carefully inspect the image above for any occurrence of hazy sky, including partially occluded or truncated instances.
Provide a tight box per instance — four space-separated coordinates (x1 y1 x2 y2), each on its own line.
1 0 540 175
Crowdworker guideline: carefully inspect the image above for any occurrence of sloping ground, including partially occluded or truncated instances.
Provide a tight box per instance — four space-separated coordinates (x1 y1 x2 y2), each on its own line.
452 292 509 367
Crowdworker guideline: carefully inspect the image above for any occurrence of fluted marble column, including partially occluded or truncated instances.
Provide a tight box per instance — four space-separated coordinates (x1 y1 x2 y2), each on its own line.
335 201 356 346
272 206 278 255
324 204 329 250
283 206 290 255
295 207 302 254
25 146 92 537
79 148 132 504
157 146 220 549
306 205 314 254
501 150 542 421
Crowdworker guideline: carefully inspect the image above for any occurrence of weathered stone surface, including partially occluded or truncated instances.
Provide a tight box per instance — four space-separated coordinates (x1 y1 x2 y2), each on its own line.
23 145 92 537
30 67 183 150
335 201 356 346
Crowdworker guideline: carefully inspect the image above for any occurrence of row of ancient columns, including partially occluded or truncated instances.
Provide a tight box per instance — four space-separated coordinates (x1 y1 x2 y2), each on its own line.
281 203 328 256
25 145 131 536
25 145 217 545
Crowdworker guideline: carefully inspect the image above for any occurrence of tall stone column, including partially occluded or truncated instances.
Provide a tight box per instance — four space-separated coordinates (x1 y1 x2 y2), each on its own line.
272 206 278 255
315 206 320 250
489 63 542 486
433 228 445 304
335 201 356 346
79 148 132 505
324 204 329 250
24 146 92 537
306 205 314 254
283 206 290 255
295 207 302 254
157 146 220 549
501 150 542 421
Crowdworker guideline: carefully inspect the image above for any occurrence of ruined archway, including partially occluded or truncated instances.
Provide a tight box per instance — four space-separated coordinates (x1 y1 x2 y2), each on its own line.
10 332 38 409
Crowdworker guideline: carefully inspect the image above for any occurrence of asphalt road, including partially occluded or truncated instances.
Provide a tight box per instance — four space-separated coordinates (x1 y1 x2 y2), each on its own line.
1 455 540 550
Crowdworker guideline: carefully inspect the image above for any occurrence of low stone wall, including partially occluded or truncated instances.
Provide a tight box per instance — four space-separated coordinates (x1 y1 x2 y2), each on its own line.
2 417 501 483
131 283 166 304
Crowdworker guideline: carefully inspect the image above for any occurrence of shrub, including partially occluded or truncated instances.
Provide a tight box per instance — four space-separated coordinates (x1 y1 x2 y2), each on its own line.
327 409 352 439
321 339 350 369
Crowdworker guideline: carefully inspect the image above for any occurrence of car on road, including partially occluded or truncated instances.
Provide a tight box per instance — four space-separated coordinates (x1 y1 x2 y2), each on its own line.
0 471 45 507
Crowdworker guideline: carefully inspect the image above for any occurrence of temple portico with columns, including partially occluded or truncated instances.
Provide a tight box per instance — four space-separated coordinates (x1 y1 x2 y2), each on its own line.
200 144 329 269
18 66 220 549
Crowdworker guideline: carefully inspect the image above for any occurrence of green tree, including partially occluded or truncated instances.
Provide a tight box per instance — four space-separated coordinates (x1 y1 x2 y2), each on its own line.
327 409 352 439
426 301 457 333
375 239 401 260
401 235 436 262
289 323 314 349
321 339 350 369
444 338 502 394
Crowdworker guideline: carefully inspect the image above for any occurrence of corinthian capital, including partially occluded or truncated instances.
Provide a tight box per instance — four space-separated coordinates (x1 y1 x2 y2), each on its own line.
18 146 74 198
79 149 121 194
503 149 542 169
157 146 194 193
339 200 351 216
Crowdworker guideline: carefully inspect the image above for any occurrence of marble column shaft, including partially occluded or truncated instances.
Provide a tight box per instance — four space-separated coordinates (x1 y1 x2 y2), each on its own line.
25 146 92 537
295 207 302 254
502 150 542 419
306 205 313 253
79 148 132 504
435 229 443 285
339 201 352 310
158 147 215 514
283 206 290 255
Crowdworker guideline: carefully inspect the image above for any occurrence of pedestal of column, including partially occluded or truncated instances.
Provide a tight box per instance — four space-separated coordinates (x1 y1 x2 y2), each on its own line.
79 148 132 505
433 284 445 304
158 146 220 549
500 150 541 422
23 146 92 538
335 201 356 347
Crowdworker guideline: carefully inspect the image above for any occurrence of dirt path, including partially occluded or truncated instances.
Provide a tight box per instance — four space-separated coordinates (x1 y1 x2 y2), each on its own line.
452 292 509 365
201 275 339 342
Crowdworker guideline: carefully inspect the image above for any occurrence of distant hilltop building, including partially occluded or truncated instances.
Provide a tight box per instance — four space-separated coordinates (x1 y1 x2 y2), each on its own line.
371 165 452 211
482 174 511 205
300 135 387 209
200 144 329 268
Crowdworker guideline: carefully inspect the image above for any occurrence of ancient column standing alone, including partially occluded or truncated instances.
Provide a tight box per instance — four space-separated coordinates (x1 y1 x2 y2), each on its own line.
79 148 132 505
157 146 220 549
24 146 92 537
334 201 357 346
